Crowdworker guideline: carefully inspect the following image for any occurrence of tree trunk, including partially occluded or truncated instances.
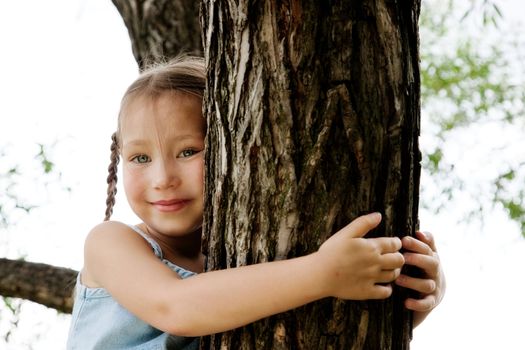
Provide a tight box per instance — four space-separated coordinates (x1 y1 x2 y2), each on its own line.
201 1 421 349
111 0 202 70
0 258 76 313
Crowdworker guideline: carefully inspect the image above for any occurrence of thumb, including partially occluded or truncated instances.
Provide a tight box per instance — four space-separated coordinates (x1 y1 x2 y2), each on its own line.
345 212 382 238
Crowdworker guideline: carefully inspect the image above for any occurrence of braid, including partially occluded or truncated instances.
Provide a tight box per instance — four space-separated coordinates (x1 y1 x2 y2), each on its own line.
104 132 120 221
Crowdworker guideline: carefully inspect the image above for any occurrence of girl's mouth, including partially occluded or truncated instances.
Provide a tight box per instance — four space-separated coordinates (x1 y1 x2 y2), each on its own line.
151 199 190 212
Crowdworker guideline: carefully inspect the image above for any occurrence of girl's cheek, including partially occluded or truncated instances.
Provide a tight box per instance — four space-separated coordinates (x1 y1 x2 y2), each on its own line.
196 158 205 183
123 166 145 194
122 171 133 197
183 157 205 192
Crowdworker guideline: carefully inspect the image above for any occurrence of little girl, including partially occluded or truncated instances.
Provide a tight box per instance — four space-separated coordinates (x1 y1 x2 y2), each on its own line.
67 56 445 349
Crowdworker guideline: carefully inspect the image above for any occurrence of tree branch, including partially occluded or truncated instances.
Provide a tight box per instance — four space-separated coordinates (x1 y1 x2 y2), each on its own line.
0 258 77 314
111 0 202 69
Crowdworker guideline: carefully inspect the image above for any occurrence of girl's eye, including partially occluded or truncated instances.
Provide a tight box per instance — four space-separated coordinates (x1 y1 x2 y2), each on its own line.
178 149 199 158
132 154 151 164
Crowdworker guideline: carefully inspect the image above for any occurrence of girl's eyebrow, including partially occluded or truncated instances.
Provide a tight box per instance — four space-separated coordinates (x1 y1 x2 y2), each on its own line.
123 135 204 148
122 140 148 148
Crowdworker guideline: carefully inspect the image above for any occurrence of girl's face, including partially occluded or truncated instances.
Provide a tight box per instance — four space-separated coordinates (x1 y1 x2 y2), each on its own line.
120 92 205 239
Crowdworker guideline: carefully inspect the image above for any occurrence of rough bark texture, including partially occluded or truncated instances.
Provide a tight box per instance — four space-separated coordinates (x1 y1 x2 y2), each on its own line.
201 1 421 349
111 0 202 70
0 258 77 313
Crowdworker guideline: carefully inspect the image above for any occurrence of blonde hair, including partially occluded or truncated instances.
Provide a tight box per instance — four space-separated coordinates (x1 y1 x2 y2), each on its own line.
104 55 206 221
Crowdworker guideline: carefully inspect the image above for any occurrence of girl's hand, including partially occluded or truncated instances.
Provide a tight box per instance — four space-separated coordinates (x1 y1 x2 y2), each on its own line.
395 231 446 327
317 213 405 301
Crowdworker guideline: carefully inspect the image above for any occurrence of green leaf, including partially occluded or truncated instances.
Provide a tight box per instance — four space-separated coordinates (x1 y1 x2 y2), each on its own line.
426 148 443 173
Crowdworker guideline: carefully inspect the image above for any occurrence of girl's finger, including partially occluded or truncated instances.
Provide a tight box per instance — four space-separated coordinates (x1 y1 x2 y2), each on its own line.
404 294 436 312
381 252 405 270
373 237 402 254
416 231 437 252
401 236 433 256
376 268 401 283
395 274 436 294
403 252 439 277
370 284 393 299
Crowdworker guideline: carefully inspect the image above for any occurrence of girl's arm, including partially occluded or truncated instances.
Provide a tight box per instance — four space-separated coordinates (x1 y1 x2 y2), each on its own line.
83 213 404 337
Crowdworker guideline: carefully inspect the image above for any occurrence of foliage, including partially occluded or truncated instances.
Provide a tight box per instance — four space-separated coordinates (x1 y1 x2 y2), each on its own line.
0 143 67 229
0 298 22 344
1 142 65 346
420 0 525 235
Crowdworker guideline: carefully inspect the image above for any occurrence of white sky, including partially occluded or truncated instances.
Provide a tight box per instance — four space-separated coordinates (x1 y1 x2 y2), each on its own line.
1 0 525 349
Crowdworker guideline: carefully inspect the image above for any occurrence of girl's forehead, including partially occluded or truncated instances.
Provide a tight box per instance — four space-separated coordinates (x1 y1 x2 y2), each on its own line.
119 92 204 139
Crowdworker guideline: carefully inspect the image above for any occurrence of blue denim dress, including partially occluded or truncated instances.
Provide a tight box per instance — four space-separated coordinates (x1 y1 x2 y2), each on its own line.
66 226 199 350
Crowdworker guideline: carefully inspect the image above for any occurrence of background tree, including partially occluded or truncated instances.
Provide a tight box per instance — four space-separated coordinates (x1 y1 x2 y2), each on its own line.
111 0 202 68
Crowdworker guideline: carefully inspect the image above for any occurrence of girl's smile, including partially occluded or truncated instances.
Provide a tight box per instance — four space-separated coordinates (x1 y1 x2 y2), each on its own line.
151 198 191 212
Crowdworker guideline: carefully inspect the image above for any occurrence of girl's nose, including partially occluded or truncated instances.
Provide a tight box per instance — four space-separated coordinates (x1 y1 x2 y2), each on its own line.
152 160 180 189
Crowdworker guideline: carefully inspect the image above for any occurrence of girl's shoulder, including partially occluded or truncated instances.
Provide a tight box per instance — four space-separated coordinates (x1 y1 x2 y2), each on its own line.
85 221 161 258
84 220 144 246
84 220 155 257
88 219 133 234
82 221 156 287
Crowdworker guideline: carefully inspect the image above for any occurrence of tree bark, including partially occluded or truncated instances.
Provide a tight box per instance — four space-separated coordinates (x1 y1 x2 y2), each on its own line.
201 1 421 349
0 258 76 313
111 0 202 70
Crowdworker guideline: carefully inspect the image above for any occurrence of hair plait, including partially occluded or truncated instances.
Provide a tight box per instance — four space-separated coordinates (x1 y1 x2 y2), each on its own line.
104 132 120 221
